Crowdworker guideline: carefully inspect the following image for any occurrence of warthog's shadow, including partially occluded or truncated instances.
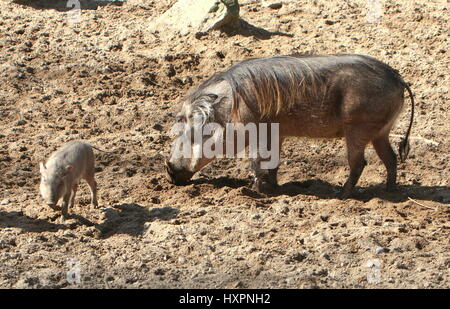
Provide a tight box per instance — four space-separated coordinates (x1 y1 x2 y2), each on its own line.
274 180 449 204
96 204 179 238
192 176 449 204
192 176 250 189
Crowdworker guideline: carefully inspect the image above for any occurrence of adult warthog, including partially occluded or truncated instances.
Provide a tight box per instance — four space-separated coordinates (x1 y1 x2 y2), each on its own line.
165 54 414 198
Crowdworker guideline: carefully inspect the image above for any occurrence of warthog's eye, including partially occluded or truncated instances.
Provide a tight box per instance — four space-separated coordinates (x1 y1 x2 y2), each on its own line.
176 115 186 123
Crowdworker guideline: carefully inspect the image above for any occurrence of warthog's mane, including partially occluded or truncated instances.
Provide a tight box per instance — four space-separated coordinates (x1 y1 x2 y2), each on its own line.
186 54 404 122
190 94 216 126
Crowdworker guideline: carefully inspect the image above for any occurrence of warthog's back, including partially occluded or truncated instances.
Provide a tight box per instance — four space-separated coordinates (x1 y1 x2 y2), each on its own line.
197 54 407 138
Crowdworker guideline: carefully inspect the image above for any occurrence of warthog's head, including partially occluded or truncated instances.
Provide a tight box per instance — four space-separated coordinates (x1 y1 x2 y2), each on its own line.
166 93 228 185
39 162 73 209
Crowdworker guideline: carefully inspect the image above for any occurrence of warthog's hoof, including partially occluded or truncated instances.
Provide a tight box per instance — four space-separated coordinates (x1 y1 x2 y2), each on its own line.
252 179 278 193
339 189 353 199
386 183 398 193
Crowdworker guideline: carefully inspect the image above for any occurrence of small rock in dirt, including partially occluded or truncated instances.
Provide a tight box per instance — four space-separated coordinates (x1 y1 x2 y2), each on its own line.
166 65 176 78
396 261 408 270
313 269 328 277
320 215 329 222
234 281 246 288
152 123 164 131
324 19 335 25
375 247 390 254
286 251 308 264
263 1 283 9
0 199 10 205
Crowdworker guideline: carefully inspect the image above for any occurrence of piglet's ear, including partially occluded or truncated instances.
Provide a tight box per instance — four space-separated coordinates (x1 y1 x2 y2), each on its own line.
39 162 46 174
61 165 74 177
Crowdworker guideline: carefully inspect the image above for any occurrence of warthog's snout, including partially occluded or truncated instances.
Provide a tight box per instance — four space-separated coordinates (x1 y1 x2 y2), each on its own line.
46 202 59 210
165 160 194 185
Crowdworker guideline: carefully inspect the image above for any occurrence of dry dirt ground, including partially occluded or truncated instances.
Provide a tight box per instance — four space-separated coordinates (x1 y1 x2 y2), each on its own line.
0 0 448 289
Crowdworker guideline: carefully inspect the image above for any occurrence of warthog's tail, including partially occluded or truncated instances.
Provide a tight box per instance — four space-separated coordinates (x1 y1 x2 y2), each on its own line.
91 145 118 154
398 83 415 162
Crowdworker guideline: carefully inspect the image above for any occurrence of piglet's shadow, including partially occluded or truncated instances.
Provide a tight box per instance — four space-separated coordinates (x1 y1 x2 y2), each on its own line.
95 204 179 238
0 211 67 232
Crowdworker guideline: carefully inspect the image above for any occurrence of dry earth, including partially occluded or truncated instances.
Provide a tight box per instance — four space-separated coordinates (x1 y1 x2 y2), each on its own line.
0 0 448 288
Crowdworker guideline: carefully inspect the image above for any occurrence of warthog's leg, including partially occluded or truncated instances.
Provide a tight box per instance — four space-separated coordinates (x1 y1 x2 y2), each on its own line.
251 136 283 193
251 158 279 192
341 124 379 198
372 134 397 191
85 174 98 208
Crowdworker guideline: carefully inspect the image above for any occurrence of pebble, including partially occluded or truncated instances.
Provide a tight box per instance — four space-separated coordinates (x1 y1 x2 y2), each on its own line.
0 199 10 205
375 247 390 254
263 1 283 9
396 261 408 270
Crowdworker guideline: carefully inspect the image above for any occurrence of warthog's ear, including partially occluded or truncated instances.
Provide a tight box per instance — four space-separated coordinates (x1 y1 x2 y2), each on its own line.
39 162 46 174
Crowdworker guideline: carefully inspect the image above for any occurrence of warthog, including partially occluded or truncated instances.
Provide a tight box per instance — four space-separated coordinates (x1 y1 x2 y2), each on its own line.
39 141 115 218
165 54 414 198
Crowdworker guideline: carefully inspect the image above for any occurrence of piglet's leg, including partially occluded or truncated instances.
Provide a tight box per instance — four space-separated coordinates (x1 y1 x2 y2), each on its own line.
61 192 72 219
70 183 78 209
86 176 98 208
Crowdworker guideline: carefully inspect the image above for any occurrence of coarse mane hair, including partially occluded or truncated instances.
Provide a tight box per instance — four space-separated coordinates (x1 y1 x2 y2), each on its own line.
185 54 404 122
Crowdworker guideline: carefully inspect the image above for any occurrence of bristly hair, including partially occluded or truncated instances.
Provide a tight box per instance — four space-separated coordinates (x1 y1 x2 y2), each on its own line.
186 55 330 122
185 54 406 123
190 94 217 126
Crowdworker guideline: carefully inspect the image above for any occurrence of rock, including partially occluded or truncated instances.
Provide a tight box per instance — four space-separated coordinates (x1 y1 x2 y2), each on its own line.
0 199 10 205
286 251 308 264
396 261 408 270
149 0 240 35
263 1 283 9
375 247 390 254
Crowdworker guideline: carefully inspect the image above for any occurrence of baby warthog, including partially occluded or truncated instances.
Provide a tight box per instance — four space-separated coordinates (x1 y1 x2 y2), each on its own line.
166 54 414 198
39 141 114 218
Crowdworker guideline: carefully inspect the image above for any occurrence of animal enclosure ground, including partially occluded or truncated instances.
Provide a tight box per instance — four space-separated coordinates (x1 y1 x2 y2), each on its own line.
0 0 448 288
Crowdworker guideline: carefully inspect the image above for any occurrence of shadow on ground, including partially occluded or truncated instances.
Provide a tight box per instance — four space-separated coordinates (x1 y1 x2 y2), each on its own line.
0 210 67 232
221 19 294 40
275 180 450 204
96 203 179 238
192 176 449 204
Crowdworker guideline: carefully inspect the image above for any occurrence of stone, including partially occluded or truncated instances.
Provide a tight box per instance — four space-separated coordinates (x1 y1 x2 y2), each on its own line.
263 1 283 9
0 199 10 205
149 0 240 35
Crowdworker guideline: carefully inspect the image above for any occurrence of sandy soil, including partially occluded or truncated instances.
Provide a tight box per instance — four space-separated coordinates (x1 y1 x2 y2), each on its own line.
0 0 448 288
